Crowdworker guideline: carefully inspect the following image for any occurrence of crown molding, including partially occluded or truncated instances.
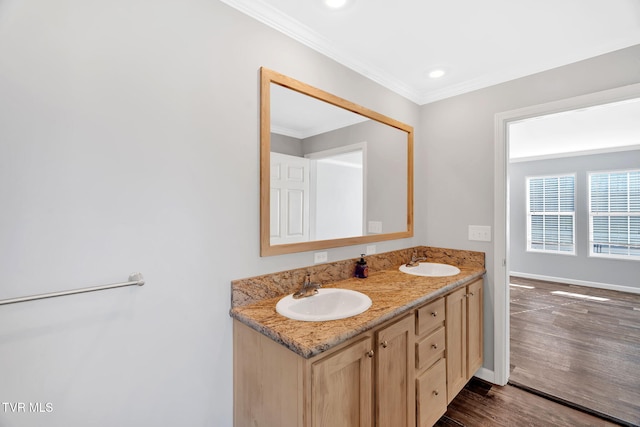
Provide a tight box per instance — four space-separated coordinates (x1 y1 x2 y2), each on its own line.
219 0 421 103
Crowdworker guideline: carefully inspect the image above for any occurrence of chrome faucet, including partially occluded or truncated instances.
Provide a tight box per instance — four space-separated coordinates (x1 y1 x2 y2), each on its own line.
405 251 426 267
293 274 321 299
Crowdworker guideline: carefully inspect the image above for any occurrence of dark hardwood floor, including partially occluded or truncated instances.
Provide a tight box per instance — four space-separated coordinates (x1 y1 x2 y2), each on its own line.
509 277 640 426
435 378 622 427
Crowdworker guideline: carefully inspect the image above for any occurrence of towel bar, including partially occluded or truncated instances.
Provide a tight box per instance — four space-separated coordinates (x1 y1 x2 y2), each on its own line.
0 273 145 306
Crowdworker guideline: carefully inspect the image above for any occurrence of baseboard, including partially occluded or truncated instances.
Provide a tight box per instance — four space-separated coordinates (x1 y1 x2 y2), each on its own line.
509 271 640 295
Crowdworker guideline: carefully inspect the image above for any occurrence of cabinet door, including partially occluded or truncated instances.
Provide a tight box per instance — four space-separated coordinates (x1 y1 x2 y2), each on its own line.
445 286 467 403
311 337 373 427
466 279 483 377
376 315 415 427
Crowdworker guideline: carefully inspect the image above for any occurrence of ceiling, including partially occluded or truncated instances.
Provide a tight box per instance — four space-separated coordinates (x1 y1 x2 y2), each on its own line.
509 98 640 161
221 0 640 105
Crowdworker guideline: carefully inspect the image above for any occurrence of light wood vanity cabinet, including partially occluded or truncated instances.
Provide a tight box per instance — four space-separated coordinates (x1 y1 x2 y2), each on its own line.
445 278 483 403
234 315 414 427
233 279 483 427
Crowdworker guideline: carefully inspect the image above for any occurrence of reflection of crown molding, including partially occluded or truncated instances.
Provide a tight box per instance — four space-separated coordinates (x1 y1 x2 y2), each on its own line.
219 0 420 104
272 116 370 139
509 144 640 163
270 125 301 139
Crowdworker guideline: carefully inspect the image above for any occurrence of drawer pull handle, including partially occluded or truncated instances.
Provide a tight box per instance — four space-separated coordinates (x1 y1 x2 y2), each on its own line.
433 390 439 396
431 311 437 317
431 344 438 350
381 341 388 348
367 350 374 358
468 292 474 297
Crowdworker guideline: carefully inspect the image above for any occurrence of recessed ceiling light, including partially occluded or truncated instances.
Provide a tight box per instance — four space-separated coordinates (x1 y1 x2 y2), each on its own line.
324 0 348 9
428 69 446 79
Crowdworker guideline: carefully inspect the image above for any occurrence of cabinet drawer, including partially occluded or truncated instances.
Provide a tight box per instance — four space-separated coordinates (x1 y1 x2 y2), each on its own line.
416 298 445 336
416 327 445 371
416 357 447 427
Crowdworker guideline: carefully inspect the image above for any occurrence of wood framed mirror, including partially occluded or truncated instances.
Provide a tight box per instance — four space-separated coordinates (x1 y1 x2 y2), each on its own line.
260 67 413 256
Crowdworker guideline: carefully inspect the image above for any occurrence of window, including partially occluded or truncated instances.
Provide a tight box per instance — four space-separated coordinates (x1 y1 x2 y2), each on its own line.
589 170 640 260
526 174 575 254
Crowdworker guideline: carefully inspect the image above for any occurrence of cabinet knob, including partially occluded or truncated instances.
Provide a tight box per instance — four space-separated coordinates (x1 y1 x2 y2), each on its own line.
431 344 438 350
431 311 437 317
381 341 388 348
433 390 439 396
367 350 374 358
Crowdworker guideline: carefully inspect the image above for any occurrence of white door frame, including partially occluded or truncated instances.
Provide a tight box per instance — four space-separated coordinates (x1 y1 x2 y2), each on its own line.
492 82 640 386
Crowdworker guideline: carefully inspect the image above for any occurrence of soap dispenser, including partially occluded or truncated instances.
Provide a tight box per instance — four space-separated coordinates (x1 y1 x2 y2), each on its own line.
355 254 369 278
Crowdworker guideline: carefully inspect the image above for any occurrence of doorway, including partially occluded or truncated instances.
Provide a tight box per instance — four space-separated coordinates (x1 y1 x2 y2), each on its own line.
493 83 640 422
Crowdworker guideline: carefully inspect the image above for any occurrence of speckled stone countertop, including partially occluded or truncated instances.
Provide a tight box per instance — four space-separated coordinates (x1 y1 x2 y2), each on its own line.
230 246 485 359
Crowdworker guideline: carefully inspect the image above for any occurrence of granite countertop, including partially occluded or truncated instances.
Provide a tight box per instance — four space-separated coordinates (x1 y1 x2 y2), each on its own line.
230 264 485 359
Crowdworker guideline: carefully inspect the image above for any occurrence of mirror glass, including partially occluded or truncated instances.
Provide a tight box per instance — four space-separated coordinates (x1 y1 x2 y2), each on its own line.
261 68 413 256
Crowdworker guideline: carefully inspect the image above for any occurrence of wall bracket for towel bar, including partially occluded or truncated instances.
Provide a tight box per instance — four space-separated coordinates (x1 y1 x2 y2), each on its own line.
0 273 145 306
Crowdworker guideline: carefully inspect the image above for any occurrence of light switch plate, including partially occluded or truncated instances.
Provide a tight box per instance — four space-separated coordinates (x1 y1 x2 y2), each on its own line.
366 245 376 255
468 225 492 242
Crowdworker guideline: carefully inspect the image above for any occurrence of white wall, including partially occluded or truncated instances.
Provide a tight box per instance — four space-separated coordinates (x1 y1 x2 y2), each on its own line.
419 44 640 371
0 1 419 426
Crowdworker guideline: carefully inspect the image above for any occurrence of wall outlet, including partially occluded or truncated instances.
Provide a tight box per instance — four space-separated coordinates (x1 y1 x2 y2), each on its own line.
314 251 328 264
366 245 376 255
468 225 492 242
368 221 383 234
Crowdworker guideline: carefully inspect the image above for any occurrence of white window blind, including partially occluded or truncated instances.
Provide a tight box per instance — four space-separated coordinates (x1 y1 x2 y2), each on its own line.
589 170 640 260
526 174 575 254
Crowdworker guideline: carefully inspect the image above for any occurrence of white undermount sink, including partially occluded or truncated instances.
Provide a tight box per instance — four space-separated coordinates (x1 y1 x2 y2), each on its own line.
399 262 461 277
276 288 372 322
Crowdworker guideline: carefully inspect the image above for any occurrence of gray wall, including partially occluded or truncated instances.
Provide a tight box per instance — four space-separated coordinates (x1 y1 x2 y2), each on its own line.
419 44 640 370
271 133 304 156
509 150 640 289
0 2 419 426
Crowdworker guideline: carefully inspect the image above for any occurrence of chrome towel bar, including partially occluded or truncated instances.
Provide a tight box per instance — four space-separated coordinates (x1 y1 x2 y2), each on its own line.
0 273 145 306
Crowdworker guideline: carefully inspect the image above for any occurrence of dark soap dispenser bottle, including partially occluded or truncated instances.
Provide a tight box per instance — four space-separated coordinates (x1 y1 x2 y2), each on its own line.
355 254 369 278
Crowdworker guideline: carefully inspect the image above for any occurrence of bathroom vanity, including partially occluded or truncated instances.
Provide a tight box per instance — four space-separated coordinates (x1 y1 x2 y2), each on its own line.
230 247 484 427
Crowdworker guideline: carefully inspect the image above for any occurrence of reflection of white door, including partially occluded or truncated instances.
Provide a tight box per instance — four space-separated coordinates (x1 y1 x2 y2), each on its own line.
270 152 310 245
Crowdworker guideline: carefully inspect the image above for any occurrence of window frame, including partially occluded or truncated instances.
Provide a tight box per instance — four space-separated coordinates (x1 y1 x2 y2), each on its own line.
526 173 576 256
588 168 640 261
